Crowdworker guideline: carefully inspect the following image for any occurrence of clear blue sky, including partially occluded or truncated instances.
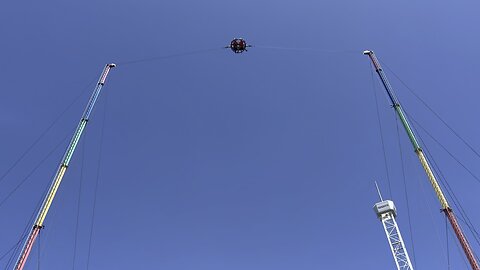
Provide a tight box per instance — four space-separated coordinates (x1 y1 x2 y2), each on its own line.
1 0 480 269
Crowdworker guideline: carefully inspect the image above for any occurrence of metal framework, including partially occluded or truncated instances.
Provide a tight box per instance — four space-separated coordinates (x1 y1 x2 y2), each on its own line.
375 199 414 270
365 50 479 270
382 213 413 270
13 63 115 270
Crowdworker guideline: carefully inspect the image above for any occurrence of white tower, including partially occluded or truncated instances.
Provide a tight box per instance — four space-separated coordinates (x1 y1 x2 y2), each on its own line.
373 184 414 270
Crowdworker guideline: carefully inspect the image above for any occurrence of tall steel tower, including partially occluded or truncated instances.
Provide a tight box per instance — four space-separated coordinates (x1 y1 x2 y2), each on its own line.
373 184 414 270
13 63 115 270
365 50 479 269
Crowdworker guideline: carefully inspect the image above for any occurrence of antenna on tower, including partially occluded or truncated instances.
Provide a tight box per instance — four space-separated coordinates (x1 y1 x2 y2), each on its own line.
374 180 383 201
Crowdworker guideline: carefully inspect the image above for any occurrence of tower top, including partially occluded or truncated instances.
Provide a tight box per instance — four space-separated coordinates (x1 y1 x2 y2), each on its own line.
373 200 397 218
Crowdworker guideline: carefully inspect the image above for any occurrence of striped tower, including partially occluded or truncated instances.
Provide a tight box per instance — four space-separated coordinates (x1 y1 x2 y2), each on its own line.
14 63 115 270
365 50 479 270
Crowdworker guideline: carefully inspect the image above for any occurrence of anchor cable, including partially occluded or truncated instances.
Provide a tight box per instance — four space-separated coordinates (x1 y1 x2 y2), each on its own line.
72 133 87 270
370 62 393 199
0 77 96 187
379 60 480 161
117 47 223 66
395 116 417 268
86 86 109 269
409 116 480 254
254 45 358 54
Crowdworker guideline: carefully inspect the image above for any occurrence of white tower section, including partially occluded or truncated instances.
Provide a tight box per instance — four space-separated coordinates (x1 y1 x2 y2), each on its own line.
374 200 414 270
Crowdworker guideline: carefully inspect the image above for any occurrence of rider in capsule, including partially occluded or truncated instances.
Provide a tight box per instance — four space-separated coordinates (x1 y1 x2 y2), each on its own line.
227 38 251 53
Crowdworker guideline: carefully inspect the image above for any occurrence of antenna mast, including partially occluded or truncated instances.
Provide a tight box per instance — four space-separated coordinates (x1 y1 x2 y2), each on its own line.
365 50 479 270
13 63 116 270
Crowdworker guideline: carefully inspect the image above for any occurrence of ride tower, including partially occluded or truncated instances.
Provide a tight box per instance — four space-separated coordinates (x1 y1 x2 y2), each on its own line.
373 190 414 270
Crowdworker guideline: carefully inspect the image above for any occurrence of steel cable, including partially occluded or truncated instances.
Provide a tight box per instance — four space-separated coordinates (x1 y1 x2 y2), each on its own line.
0 77 96 187
379 60 480 162
72 133 86 270
370 62 393 199
395 116 417 268
86 86 109 270
117 47 223 66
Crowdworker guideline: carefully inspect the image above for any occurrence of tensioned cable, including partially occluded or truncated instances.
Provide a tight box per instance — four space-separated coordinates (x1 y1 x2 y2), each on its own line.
375 62 480 255
394 116 417 268
254 45 358 54
455 215 480 264
0 131 71 209
4 188 48 269
456 215 480 245
0 77 97 187
413 154 450 265
5 237 23 269
6 223 39 269
446 216 451 270
370 62 393 199
117 47 223 66
426 148 480 252
456 215 480 256
410 118 480 254
406 112 480 245
457 216 479 260
385 68 480 254
20 148 81 270
4 71 112 268
0 236 25 265
452 226 470 269
0 241 19 262
393 104 450 264
407 114 480 184
86 86 109 270
3 159 62 270
72 133 86 270
37 231 40 270
379 60 480 161
116 45 359 66
1 235 26 269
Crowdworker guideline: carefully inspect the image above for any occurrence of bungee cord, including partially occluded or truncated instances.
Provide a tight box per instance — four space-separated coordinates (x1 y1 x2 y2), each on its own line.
116 47 224 66
254 45 358 54
115 40 359 67
4 41 480 269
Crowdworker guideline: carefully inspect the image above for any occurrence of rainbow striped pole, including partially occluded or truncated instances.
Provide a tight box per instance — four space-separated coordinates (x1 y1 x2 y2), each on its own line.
364 50 479 270
14 63 115 270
